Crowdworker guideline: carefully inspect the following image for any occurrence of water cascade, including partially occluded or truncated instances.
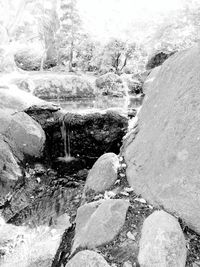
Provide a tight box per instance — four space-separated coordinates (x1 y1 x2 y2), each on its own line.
58 119 75 162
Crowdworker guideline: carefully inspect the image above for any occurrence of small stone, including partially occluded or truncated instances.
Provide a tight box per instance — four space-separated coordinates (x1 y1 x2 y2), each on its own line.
119 156 123 162
119 173 126 178
127 231 137 241
120 191 129 196
66 250 111 267
115 179 120 185
124 187 134 192
121 163 127 168
134 198 147 204
104 191 116 199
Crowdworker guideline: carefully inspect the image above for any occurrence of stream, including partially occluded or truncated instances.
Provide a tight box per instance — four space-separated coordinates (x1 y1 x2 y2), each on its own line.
0 95 143 267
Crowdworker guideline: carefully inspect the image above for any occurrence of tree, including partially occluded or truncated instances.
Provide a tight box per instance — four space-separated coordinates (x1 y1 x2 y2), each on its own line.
57 0 82 71
0 0 32 72
101 39 136 74
37 0 60 70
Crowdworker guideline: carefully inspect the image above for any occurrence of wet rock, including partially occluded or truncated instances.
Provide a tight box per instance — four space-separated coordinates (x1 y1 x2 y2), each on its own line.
5 112 46 159
24 103 61 130
123 45 200 234
138 210 187 267
96 72 128 97
0 135 22 203
66 250 111 267
31 110 128 170
72 199 129 252
83 153 119 197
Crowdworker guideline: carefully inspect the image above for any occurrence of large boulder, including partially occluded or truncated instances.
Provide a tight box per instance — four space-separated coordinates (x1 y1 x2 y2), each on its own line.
4 112 46 159
123 45 200 234
83 153 119 195
96 72 128 97
0 135 22 203
72 199 129 252
32 75 95 99
0 84 44 114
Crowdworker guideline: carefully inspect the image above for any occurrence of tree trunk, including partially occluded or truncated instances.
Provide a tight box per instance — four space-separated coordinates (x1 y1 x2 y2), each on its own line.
69 41 74 72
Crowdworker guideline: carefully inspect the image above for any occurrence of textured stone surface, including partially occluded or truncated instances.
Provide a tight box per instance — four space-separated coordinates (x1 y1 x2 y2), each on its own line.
5 112 46 158
123 45 200 233
72 199 129 252
0 84 44 114
66 250 111 267
138 210 186 267
0 135 22 202
83 153 119 194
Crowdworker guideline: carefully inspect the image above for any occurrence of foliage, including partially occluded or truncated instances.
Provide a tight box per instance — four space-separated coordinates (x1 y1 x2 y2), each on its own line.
56 0 83 71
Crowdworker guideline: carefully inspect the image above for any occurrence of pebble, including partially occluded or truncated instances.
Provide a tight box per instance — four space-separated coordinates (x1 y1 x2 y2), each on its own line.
119 173 126 178
119 156 124 162
121 163 127 168
127 231 137 241
134 197 147 204
124 187 134 192
104 191 116 199
120 191 129 196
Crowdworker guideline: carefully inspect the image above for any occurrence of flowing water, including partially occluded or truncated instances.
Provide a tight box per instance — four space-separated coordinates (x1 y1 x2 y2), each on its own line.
0 95 144 267
58 119 74 162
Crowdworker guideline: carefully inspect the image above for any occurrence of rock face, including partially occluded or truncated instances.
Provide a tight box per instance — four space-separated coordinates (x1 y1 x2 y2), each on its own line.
123 45 200 233
96 72 127 97
0 84 44 114
138 210 186 267
0 135 22 202
83 153 119 194
72 199 129 252
5 112 46 159
66 250 111 267
33 75 95 99
33 110 128 165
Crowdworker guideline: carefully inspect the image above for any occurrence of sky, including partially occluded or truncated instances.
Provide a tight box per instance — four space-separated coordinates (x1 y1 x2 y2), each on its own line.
77 0 184 42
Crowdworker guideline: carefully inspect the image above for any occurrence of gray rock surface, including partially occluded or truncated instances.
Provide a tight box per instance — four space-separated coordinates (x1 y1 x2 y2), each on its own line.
0 84 44 114
123 45 200 233
66 250 111 267
138 210 186 267
72 199 129 252
0 135 22 202
83 153 119 195
5 112 46 159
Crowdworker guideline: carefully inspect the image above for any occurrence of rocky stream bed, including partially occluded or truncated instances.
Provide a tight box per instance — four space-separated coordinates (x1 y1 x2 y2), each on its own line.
1 46 200 267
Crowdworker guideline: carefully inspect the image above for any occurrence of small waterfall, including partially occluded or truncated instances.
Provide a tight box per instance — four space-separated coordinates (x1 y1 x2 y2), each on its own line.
58 119 75 162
